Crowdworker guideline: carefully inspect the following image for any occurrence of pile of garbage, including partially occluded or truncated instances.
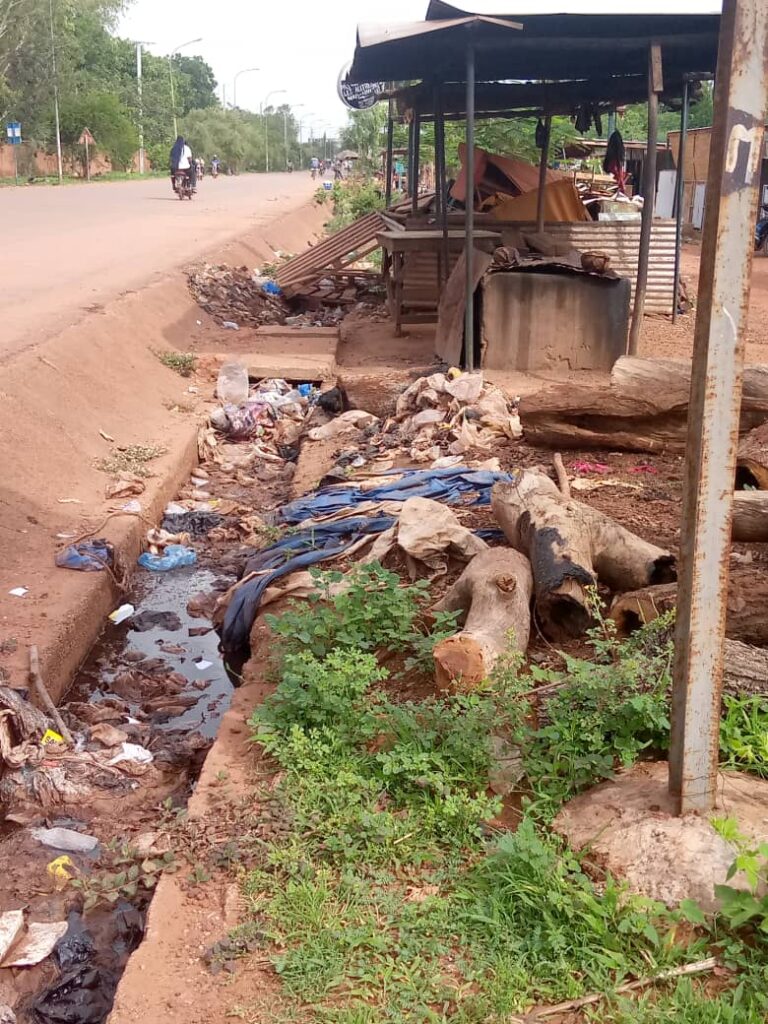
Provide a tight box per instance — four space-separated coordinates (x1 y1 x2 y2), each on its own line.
209 366 314 456
188 264 288 328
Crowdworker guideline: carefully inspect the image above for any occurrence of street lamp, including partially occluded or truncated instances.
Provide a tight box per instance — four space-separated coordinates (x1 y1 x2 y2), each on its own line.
169 37 203 137
233 67 260 110
135 41 155 174
48 0 63 184
283 103 304 169
260 89 287 173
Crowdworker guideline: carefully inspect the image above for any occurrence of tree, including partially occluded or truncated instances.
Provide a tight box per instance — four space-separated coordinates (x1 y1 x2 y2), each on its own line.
59 90 137 168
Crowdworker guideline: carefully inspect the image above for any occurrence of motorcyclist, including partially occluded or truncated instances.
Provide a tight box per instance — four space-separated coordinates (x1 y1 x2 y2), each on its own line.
211 155 221 178
170 136 196 193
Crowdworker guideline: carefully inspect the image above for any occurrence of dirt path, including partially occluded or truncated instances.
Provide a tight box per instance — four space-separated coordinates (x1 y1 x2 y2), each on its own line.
0 172 315 361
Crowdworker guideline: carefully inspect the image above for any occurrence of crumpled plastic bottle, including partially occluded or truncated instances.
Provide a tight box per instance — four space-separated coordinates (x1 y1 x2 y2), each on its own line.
137 545 197 572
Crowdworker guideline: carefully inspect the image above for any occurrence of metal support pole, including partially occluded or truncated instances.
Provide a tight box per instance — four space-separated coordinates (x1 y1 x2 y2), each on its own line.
384 107 394 209
407 116 416 200
49 0 63 184
412 112 421 215
170 58 178 137
628 43 662 355
435 86 450 289
536 115 552 233
283 111 288 169
464 39 476 372
670 0 768 814
672 78 691 323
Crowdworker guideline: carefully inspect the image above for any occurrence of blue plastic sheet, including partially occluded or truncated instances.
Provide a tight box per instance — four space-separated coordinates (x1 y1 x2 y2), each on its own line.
56 540 113 573
220 467 513 655
279 468 513 525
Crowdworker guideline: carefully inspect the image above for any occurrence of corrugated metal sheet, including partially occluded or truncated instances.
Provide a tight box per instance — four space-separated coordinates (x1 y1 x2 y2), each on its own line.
497 220 678 313
276 212 395 295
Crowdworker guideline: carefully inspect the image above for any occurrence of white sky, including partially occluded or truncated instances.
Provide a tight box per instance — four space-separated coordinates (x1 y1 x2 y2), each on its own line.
117 0 722 132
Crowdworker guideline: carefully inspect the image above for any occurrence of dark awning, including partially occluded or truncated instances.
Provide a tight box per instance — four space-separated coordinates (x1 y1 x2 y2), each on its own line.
348 8 720 84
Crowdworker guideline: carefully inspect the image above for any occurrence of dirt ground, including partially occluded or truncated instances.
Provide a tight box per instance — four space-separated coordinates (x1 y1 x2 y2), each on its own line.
642 241 768 363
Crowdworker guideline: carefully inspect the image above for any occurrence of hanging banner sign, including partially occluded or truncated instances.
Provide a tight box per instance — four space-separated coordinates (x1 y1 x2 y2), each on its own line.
337 64 383 111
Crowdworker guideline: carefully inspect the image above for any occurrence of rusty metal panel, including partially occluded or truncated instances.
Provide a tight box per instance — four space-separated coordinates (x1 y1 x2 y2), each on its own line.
517 221 678 313
670 0 768 814
276 212 389 293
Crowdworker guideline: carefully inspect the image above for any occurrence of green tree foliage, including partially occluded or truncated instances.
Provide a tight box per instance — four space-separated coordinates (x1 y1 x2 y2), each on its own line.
59 91 137 168
181 104 305 173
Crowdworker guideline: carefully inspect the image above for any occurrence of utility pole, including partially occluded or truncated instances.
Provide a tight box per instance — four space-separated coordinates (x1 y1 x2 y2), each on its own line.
49 0 63 184
261 89 286 173
135 41 154 175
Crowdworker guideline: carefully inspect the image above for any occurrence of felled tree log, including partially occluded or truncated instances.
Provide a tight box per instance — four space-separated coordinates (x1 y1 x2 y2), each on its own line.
611 568 768 646
431 548 533 692
737 422 768 489
522 357 768 452
492 473 676 639
723 640 768 698
733 491 768 542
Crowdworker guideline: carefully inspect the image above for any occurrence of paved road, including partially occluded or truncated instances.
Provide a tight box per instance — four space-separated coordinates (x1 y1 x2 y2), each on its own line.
0 172 314 360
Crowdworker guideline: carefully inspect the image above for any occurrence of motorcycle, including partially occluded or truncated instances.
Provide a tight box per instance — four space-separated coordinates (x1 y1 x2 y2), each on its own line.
173 170 194 201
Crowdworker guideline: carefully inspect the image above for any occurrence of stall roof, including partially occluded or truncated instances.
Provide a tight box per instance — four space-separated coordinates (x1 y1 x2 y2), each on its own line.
392 75 695 120
426 1 721 16
348 7 720 83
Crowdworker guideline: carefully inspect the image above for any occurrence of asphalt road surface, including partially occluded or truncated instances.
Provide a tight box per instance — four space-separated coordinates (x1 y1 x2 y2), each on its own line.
0 172 314 360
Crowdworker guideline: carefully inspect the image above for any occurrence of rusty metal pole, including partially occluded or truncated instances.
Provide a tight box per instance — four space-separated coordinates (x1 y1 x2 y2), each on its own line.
628 43 662 355
412 111 422 215
672 77 691 324
536 115 552 233
670 0 768 815
464 38 476 371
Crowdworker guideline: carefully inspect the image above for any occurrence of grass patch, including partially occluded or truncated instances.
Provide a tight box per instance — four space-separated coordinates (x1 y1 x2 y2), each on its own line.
154 350 197 377
97 443 167 477
232 572 768 1022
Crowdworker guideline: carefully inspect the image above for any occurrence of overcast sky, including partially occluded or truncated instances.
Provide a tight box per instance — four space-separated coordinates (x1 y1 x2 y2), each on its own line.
117 0 722 133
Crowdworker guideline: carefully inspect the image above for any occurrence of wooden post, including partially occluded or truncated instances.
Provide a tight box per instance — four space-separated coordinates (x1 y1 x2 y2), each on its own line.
464 39 476 371
412 111 421 215
385 104 394 209
628 43 663 355
536 115 552 233
673 77 691 323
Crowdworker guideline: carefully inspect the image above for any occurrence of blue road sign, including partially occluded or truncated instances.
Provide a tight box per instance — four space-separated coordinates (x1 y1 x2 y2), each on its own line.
6 122 22 145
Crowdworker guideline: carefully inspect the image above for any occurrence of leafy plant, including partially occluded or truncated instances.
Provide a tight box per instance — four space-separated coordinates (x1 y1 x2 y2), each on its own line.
70 846 177 912
266 563 457 667
720 695 768 778
712 817 768 934
154 350 197 377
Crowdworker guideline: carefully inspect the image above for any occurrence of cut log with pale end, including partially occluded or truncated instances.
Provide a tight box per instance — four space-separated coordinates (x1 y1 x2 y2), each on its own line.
737 422 768 490
723 640 768 698
492 472 675 639
733 491 768 542
431 548 533 692
611 569 768 647
522 357 768 452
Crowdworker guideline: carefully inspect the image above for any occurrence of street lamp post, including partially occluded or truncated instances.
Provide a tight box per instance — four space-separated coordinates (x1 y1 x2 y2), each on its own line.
233 67 260 109
48 0 63 184
169 37 203 137
283 103 303 169
135 41 154 175
260 89 286 173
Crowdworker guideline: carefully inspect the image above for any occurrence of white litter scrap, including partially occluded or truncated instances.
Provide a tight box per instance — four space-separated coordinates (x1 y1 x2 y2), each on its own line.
109 603 135 625
31 827 99 854
1 920 68 968
0 912 24 963
8 588 28 598
107 743 154 767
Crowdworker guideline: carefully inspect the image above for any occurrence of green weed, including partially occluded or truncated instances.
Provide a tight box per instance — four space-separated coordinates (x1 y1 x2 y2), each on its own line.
720 695 768 778
97 443 167 477
154 350 197 377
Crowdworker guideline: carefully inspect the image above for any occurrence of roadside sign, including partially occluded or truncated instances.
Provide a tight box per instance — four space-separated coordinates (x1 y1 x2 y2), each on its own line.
78 127 95 146
337 64 382 110
6 122 22 145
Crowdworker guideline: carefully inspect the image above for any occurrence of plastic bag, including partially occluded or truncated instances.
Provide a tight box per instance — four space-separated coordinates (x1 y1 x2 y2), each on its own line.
138 545 197 572
55 540 113 573
216 362 249 405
